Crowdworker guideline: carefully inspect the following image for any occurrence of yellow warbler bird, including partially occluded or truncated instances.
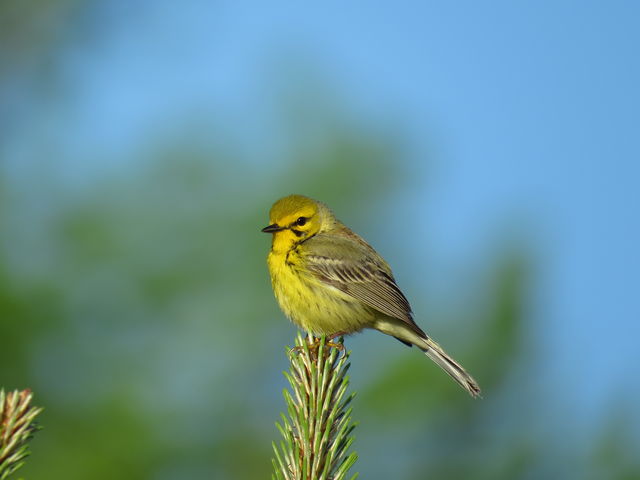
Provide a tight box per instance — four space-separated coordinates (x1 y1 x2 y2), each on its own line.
262 194 481 397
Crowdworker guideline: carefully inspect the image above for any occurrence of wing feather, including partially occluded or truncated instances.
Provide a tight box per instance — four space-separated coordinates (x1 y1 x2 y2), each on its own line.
299 233 414 324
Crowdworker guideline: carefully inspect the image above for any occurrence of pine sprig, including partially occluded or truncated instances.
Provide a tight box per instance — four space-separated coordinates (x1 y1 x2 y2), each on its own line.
0 389 43 480
272 334 358 480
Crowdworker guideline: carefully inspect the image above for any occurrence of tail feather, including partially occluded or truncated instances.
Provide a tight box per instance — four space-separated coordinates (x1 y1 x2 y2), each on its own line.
372 318 481 398
420 337 481 398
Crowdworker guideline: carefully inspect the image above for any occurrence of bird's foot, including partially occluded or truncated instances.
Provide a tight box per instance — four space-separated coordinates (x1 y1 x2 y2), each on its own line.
325 332 347 353
290 333 346 359
289 336 320 357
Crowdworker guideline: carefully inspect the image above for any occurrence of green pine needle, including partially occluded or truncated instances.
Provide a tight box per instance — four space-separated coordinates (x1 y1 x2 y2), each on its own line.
272 334 358 480
0 389 43 480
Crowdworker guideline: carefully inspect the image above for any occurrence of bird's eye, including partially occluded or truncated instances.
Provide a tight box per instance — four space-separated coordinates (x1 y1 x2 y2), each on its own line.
296 217 307 226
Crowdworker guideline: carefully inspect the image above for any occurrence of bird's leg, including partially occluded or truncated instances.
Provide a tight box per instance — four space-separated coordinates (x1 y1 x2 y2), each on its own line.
327 331 347 341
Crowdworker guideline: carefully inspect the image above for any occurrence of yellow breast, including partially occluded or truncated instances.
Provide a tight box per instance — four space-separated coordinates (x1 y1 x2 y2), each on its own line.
266 249 374 335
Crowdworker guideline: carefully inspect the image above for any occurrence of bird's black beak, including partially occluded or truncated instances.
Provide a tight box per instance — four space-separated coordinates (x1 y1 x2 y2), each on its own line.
261 223 284 233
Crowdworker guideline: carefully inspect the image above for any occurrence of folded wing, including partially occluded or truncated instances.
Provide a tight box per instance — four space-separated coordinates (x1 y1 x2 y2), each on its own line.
299 233 420 331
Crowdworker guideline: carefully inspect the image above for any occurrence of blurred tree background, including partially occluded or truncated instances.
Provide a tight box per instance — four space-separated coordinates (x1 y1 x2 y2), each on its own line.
1 1 639 479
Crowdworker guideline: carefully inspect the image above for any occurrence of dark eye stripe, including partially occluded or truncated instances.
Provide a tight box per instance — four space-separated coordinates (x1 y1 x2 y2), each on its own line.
288 215 312 229
290 229 304 237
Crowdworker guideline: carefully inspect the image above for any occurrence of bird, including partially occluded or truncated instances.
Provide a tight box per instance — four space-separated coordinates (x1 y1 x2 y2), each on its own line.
262 194 481 397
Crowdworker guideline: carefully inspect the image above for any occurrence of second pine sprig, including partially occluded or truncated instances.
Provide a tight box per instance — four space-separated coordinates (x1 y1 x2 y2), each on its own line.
0 389 43 480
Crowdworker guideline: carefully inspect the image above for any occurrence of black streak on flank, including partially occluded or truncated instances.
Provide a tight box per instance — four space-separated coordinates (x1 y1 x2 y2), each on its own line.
285 250 295 266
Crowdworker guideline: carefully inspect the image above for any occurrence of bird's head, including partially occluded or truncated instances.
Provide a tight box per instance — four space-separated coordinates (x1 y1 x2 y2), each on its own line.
262 194 335 252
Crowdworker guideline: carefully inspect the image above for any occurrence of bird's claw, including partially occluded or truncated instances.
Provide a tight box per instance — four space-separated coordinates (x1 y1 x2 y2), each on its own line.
289 335 346 360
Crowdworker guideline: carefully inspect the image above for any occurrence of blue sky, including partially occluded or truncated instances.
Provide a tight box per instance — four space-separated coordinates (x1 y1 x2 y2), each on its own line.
7 0 640 434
